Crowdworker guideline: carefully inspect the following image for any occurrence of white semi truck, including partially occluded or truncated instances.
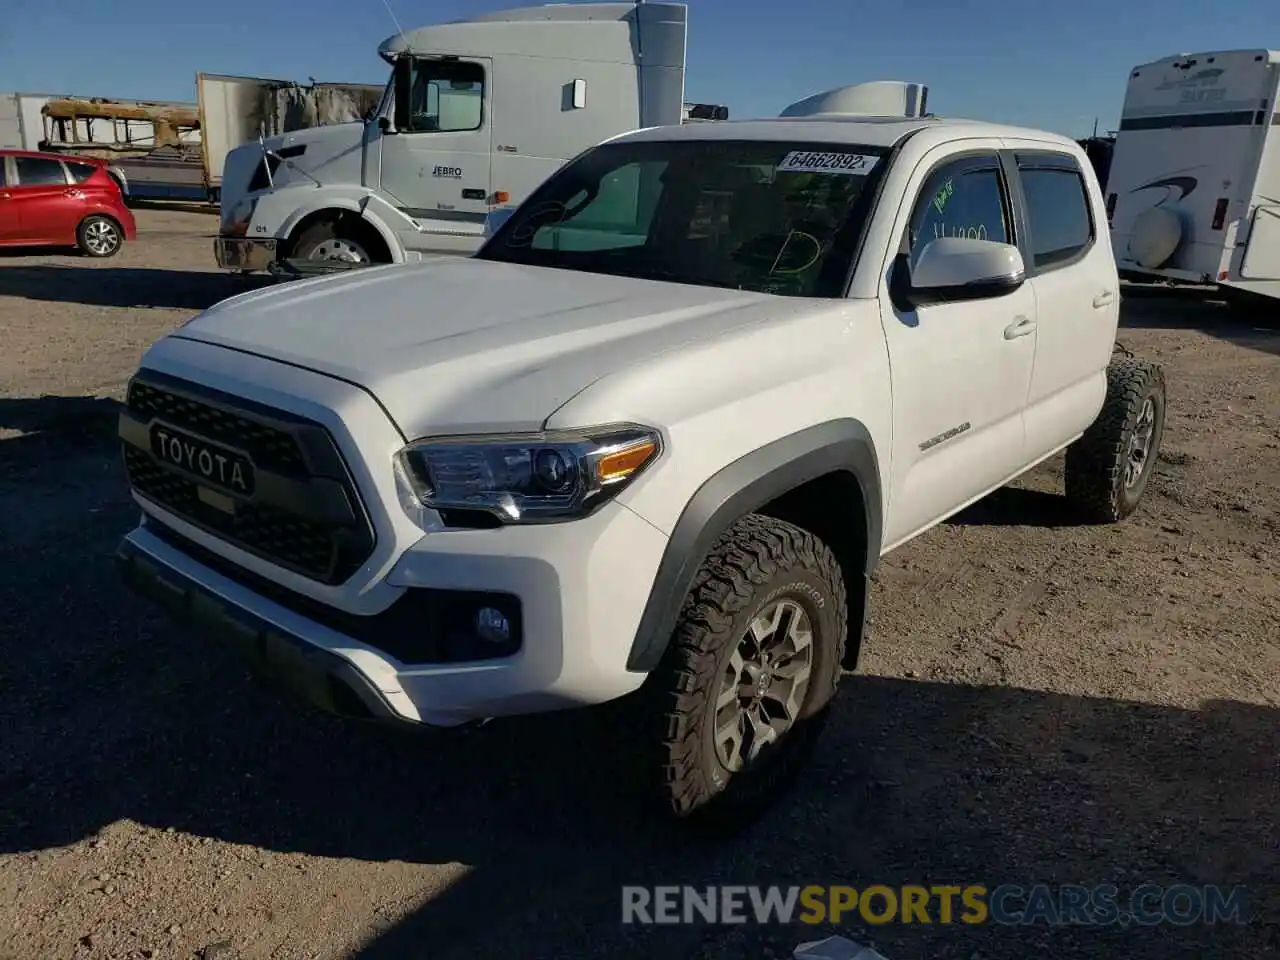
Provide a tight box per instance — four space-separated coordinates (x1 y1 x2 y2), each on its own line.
1106 49 1280 307
212 1 732 277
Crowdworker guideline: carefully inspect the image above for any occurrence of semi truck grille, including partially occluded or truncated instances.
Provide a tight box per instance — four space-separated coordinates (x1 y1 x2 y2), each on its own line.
120 374 375 585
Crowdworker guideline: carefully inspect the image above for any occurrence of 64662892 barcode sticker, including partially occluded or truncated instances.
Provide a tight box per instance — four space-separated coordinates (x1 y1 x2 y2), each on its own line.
776 151 880 175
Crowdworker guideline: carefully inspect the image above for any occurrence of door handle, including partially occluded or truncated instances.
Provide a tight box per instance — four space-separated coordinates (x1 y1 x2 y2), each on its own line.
1003 316 1037 340
63 188 83 198
1092 290 1116 308
461 188 486 200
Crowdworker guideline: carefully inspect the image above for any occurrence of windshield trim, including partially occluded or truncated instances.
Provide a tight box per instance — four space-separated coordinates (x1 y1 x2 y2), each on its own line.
476 137 895 299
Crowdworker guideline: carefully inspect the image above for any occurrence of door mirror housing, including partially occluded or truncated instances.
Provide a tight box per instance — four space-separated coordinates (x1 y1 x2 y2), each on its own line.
898 237 1026 308
377 115 395 135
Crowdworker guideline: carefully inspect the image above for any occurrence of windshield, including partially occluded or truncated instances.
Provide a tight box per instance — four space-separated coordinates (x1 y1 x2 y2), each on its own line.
478 139 889 297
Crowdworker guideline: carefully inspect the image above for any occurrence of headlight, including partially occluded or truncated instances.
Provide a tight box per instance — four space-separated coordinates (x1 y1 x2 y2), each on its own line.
395 424 662 525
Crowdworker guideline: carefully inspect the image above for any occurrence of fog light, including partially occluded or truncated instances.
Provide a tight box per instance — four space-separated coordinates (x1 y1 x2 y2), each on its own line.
475 607 511 645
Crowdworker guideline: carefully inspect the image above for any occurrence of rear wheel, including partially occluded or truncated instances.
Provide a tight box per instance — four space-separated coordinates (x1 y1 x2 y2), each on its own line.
77 215 123 258
1065 358 1166 523
651 514 847 831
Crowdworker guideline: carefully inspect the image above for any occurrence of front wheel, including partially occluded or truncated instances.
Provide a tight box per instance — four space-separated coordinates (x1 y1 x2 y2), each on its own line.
291 220 376 265
77 215 123 258
1065 357 1167 523
652 514 847 830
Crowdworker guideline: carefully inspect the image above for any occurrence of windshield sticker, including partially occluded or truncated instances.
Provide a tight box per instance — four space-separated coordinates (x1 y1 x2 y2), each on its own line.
776 151 879 175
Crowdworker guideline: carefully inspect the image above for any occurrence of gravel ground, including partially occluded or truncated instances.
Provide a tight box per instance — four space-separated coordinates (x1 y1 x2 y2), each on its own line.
1 209 1277 960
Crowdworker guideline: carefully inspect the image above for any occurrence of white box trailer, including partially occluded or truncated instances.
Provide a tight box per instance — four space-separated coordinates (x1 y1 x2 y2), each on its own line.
1106 49 1280 305
0 92 69 150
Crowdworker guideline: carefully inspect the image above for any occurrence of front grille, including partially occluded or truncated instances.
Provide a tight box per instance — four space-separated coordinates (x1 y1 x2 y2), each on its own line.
127 380 305 475
122 374 375 584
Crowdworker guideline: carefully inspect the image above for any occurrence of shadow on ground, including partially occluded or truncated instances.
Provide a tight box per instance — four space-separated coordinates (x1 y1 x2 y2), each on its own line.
0 418 1274 960
1120 285 1280 357
0 395 123 478
0 265 274 311
946 484 1083 529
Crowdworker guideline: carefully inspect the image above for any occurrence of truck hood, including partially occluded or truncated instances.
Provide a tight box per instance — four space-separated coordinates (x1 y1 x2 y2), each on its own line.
221 123 365 215
176 258 800 438
265 122 364 155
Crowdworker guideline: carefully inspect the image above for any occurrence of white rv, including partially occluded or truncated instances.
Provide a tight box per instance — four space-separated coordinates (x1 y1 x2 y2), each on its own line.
1106 49 1280 306
213 2 726 276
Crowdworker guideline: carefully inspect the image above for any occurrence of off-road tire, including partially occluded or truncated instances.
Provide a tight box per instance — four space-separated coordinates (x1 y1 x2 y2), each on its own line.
76 215 123 258
1065 357 1167 523
652 514 847 831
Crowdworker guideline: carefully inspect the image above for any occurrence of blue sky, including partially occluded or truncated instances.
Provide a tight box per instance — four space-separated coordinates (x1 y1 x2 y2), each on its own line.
1 0 1271 138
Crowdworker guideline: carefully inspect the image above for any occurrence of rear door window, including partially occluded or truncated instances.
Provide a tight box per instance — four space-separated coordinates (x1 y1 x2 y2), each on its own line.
15 157 68 186
1016 156 1094 269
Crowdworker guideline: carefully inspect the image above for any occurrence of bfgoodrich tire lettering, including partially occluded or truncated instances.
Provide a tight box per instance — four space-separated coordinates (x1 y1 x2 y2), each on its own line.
1065 358 1167 523
652 513 846 828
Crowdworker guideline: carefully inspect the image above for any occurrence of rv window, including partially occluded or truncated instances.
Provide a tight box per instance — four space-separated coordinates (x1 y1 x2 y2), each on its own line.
14 157 68 187
404 59 484 133
1019 166 1093 269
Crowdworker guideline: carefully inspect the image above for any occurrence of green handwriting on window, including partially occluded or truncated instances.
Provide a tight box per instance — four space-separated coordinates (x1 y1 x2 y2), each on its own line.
931 178 955 215
933 222 990 241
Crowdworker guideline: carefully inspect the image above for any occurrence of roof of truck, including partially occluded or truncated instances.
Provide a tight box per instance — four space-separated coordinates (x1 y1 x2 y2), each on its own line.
381 2 686 58
610 116 1079 150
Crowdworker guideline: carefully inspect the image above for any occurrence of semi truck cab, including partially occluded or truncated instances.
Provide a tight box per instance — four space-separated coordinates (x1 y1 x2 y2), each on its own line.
214 1 720 277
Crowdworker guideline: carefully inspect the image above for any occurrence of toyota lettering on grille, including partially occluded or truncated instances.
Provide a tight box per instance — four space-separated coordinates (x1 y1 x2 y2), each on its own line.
150 424 256 496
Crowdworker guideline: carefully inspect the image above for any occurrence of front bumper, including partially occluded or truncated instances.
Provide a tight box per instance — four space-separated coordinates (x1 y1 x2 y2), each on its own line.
214 236 277 272
117 531 423 728
117 495 667 728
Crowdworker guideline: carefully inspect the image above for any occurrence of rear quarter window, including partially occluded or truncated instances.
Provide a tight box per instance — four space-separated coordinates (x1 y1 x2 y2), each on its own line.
1017 160 1094 269
67 161 99 184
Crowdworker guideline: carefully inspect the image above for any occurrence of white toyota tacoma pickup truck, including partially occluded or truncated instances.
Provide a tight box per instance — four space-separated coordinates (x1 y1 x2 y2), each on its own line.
116 112 1167 825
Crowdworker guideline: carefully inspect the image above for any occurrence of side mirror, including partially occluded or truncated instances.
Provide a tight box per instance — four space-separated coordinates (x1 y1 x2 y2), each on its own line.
482 207 516 240
900 237 1026 308
377 115 395 134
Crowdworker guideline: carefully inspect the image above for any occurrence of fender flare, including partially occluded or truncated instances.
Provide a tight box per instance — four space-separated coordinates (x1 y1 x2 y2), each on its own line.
278 196 406 263
625 419 883 673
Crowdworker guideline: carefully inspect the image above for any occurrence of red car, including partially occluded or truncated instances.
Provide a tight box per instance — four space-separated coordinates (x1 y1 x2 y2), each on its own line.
0 150 137 257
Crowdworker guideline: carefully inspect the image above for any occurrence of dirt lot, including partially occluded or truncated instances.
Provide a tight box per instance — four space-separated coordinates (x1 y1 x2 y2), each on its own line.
1 209 1277 960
